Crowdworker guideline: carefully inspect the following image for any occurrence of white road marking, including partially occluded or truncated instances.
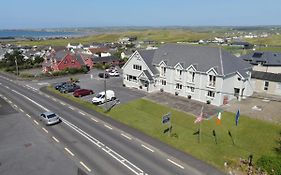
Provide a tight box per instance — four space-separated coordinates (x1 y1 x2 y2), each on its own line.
64 147 75 156
37 82 49 86
60 102 66 106
141 144 155 152
52 98 57 101
26 85 38 91
8 100 12 104
79 111 86 116
80 161 91 172
5 86 9 89
68 106 75 110
104 124 113 130
167 159 185 169
42 127 48 133
8 89 145 175
45 94 50 98
19 108 24 113
121 133 132 140
3 96 7 100
26 114 31 118
33 120 39 125
13 104 18 108
91 118 98 122
52 136 60 143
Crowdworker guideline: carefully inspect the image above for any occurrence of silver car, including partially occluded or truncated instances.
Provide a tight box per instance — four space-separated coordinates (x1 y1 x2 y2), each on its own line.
40 112 60 125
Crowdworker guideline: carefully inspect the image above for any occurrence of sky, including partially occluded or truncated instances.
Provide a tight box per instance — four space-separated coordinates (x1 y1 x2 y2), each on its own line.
0 0 281 29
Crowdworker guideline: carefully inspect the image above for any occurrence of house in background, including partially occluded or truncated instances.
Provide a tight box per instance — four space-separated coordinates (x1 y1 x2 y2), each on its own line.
42 50 90 72
241 51 281 96
122 44 253 106
91 55 120 67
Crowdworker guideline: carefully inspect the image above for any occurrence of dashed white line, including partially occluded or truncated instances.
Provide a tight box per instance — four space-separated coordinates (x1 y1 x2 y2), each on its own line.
13 104 18 108
141 144 155 152
42 127 48 133
91 118 99 122
5 86 9 89
45 95 50 98
104 124 113 130
8 100 12 104
19 108 24 113
52 136 60 143
52 98 57 101
80 161 91 172
64 147 75 156
68 106 75 110
167 159 185 169
60 102 66 106
3 97 7 100
79 111 86 116
121 133 132 140
26 114 31 118
33 120 39 125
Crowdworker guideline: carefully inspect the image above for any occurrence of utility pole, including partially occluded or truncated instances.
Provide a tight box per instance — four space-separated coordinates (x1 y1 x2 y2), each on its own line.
104 71 107 110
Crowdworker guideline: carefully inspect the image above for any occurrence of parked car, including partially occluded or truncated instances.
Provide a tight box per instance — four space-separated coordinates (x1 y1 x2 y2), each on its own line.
92 90 116 105
60 84 80 93
54 82 68 90
108 71 120 77
39 111 60 125
106 67 117 72
98 72 110 79
73 89 94 97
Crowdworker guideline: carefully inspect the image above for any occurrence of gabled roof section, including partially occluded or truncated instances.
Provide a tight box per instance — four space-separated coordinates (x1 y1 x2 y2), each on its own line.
137 49 158 75
142 70 154 81
174 62 184 69
186 64 197 71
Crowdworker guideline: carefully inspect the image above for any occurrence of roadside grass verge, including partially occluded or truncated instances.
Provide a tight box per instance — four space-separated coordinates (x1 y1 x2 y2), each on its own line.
46 86 281 170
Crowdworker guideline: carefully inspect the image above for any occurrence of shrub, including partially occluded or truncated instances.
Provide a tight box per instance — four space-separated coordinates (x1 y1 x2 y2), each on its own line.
256 155 281 175
19 73 35 78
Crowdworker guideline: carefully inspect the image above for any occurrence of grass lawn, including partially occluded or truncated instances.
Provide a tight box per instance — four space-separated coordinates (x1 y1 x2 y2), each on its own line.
47 87 281 170
106 99 281 169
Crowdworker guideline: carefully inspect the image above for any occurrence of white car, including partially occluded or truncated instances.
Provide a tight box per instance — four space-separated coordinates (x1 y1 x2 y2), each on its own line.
92 90 116 105
108 71 120 77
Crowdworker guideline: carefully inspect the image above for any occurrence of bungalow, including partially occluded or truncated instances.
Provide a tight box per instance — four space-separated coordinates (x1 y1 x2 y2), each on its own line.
92 55 120 67
122 44 253 106
241 51 281 96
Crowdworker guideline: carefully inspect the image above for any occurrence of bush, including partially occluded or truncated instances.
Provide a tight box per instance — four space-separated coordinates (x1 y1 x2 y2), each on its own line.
19 73 35 78
256 155 281 175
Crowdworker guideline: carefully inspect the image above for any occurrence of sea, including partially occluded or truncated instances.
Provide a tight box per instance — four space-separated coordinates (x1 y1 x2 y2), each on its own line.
0 30 85 39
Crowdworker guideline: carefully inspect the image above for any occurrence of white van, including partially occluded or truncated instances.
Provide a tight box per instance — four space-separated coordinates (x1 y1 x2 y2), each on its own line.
92 90 116 104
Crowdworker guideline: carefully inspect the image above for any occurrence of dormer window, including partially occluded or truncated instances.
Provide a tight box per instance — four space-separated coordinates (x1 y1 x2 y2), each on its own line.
187 71 195 83
161 66 166 76
208 75 216 87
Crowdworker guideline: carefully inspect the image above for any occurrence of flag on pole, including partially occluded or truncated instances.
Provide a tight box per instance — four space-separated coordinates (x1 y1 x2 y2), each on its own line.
235 109 240 126
194 106 204 124
216 112 222 125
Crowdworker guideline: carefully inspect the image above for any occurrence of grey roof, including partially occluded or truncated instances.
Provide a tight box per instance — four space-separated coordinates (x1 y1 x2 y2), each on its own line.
240 51 281 66
92 56 119 63
75 53 85 65
251 71 281 82
54 50 68 61
152 44 251 76
137 49 158 74
143 70 154 81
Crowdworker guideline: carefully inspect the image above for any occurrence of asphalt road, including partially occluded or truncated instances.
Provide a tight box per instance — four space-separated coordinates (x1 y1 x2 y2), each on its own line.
0 74 225 175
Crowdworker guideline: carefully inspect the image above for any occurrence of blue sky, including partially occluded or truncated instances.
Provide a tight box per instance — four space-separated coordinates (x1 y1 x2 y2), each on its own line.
0 0 281 29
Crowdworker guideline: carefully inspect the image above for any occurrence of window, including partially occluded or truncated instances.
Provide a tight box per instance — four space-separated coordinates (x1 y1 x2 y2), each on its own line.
187 86 195 93
133 64 142 70
161 66 166 76
64 60 68 64
71 59 75 64
176 69 182 78
176 83 182 89
207 91 215 98
161 80 166 86
187 71 195 83
127 75 137 82
264 81 269 91
208 75 216 87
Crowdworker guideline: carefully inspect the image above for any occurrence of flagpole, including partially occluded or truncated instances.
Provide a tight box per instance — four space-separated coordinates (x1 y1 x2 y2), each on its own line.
199 122 202 143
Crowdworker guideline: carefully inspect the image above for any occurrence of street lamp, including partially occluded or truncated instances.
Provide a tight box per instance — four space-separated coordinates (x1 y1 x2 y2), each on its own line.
15 58 19 76
104 70 107 110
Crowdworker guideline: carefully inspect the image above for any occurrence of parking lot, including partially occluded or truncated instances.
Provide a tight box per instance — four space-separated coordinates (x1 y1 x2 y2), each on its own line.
51 69 147 107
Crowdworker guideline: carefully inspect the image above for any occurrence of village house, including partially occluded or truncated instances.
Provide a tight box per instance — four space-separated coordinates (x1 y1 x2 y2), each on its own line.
42 50 91 72
122 44 253 106
241 51 281 96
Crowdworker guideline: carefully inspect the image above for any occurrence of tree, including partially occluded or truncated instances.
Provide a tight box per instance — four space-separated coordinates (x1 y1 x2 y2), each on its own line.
33 56 44 64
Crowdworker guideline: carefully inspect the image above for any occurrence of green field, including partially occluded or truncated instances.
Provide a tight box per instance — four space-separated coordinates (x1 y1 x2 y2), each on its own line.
246 34 281 46
47 86 281 171
11 29 213 46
